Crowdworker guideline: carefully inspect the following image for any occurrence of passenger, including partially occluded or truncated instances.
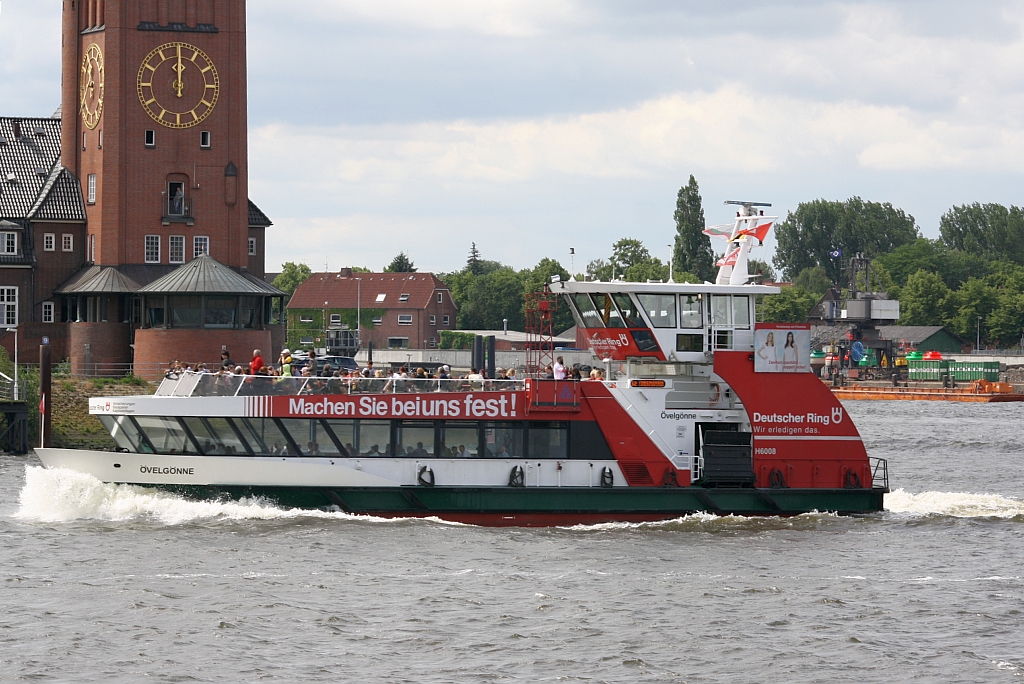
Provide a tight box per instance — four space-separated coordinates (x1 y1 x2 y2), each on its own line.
306 350 318 376
361 360 375 378
411 441 430 458
494 444 509 458
220 349 234 370
366 444 380 456
569 366 582 381
543 364 554 379
468 368 484 390
280 349 293 377
405 445 415 457
457 444 468 457
250 349 265 375
270 441 282 455
307 442 321 456
553 356 567 380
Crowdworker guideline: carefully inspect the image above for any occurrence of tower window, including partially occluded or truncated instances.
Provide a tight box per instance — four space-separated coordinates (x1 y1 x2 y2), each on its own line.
145 235 160 263
43 233 55 251
87 174 96 204
193 235 209 258
42 302 54 323
98 130 103 149
200 131 211 148
145 130 155 147
248 237 256 256
82 132 86 150
62 234 73 252
169 235 184 263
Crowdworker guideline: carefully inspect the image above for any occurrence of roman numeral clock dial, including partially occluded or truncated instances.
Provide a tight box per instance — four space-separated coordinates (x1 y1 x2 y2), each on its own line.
79 44 104 129
137 42 220 129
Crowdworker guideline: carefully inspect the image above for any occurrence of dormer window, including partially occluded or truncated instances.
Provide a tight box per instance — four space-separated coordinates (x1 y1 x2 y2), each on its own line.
0 232 16 255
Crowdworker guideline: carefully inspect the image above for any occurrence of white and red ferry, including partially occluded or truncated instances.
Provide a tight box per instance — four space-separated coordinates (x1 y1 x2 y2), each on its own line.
36 204 887 525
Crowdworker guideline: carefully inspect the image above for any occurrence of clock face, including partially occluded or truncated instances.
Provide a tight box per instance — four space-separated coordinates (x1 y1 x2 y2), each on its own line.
79 44 104 130
137 42 220 129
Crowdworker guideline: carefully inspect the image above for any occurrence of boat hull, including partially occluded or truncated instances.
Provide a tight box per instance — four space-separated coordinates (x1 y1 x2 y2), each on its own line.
35 448 885 525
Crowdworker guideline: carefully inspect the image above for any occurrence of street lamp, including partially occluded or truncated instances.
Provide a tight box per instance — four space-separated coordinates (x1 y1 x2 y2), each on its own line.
667 244 674 283
355 277 361 354
977 315 982 352
5 327 17 400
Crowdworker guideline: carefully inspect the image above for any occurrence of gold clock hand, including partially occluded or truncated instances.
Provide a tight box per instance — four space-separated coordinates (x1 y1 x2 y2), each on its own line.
172 45 185 98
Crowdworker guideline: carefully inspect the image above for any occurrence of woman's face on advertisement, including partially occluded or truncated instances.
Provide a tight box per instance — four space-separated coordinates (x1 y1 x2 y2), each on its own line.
767 332 774 345
787 332 795 345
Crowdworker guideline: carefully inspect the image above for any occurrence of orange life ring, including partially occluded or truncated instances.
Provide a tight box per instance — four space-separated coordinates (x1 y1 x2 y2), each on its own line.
709 382 722 406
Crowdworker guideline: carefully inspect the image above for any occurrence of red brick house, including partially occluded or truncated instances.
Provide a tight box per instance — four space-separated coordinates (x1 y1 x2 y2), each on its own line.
287 270 457 351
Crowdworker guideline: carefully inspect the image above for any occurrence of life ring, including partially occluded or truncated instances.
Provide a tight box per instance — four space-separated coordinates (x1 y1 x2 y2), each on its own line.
709 382 722 406
843 470 862 489
417 466 435 487
508 465 525 487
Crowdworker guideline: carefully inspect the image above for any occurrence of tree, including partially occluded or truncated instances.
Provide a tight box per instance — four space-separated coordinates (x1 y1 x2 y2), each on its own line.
521 258 574 332
609 238 651 274
943 277 999 342
384 252 416 272
457 267 526 331
792 266 832 295
898 270 950 325
272 262 312 295
773 197 919 282
940 203 1024 265
672 175 716 282
467 242 483 276
760 286 819 323
747 259 776 282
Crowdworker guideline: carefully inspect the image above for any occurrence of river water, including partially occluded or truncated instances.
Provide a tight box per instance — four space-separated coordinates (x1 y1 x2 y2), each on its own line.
2 400 1023 683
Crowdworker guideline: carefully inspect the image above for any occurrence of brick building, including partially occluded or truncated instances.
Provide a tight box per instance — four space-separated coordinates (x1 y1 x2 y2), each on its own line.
0 1 282 371
286 270 458 352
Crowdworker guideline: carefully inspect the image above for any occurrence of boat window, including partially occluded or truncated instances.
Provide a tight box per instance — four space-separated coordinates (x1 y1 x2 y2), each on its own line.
276 417 335 456
711 295 731 327
193 373 245 396
441 421 480 457
679 295 703 329
181 416 248 455
395 421 435 458
637 293 676 328
134 416 192 454
323 419 356 456
357 420 391 456
238 418 294 455
715 329 734 349
483 422 525 458
732 295 751 329
591 294 626 328
630 329 661 352
611 293 646 328
571 294 606 329
677 334 703 352
99 415 143 452
169 295 203 327
528 421 568 459
568 421 613 460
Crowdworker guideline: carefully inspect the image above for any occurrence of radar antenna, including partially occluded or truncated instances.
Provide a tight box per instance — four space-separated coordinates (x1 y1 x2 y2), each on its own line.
724 200 772 217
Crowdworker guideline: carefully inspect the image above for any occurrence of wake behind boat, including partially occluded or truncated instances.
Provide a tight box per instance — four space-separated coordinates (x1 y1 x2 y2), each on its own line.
36 204 889 525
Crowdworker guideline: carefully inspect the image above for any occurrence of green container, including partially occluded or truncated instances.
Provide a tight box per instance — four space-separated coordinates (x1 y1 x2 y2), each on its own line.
949 361 999 382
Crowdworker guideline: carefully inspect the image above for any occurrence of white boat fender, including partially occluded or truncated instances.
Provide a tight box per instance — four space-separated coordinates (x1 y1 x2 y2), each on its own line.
600 467 614 488
417 466 435 487
508 465 525 487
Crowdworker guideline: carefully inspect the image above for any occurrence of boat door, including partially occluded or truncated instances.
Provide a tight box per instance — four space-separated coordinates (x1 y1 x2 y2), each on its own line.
693 421 739 482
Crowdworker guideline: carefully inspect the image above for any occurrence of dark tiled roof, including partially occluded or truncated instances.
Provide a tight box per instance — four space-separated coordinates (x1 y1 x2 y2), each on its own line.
29 166 86 222
287 272 451 310
810 324 960 348
55 266 141 294
0 117 65 220
138 254 286 295
248 199 272 227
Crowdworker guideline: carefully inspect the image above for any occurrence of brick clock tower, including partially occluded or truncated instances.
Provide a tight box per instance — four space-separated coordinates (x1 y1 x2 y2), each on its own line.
61 0 252 270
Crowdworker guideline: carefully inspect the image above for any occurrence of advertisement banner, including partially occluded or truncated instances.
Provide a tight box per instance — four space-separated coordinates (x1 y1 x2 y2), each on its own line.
754 323 811 373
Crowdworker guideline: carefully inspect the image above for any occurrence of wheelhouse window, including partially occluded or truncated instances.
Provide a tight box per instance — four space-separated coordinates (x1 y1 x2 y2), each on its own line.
591 293 626 327
637 293 676 328
679 294 703 328
169 235 184 263
711 295 751 329
145 235 160 263
612 294 645 328
570 293 605 328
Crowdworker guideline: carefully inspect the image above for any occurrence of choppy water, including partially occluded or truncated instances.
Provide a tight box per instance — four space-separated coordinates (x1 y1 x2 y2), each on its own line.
2 401 1024 683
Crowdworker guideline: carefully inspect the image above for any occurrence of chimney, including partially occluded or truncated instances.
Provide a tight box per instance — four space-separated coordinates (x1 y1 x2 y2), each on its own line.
12 121 21 139
338 268 352 277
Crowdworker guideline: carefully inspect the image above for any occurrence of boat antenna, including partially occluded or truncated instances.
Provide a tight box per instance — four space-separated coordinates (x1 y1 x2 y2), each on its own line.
724 200 772 217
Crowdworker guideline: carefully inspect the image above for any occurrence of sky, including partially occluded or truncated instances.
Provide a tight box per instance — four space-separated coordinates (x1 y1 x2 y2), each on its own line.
3 1 1024 275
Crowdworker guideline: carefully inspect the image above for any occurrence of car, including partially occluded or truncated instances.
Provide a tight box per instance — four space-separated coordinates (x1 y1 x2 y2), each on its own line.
288 354 359 374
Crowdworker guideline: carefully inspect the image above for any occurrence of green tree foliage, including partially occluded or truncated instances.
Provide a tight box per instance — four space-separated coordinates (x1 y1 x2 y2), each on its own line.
747 259 776 282
792 266 832 295
898 270 950 325
760 286 819 323
585 239 670 283
272 262 313 295
672 175 716 282
876 238 990 289
944 278 1000 341
384 252 417 272
773 197 919 281
940 203 1024 264
456 267 526 331
467 242 483 276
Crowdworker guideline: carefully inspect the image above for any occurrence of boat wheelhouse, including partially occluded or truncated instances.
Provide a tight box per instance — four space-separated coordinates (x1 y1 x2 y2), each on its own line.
36 203 888 525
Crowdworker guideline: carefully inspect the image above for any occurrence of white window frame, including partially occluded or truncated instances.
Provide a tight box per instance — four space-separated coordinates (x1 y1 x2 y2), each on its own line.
329 313 341 326
437 292 443 303
248 237 256 256
399 293 410 302
169 235 185 264
144 235 160 263
387 337 410 349
42 301 54 323
443 315 450 327
429 337 436 348
429 315 436 326
193 235 209 258
299 315 314 323
0 232 16 255
397 314 413 326
62 234 73 252
375 293 386 303
1 287 17 326
87 174 96 204
145 130 156 148
43 233 55 251
372 316 383 326
90 234 95 262
200 131 211 148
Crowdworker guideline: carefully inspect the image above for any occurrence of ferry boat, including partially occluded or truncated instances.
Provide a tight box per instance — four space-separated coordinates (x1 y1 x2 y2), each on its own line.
36 203 888 525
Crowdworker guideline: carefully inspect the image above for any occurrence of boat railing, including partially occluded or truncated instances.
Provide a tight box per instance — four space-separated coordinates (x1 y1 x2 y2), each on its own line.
869 457 889 490
156 371 528 397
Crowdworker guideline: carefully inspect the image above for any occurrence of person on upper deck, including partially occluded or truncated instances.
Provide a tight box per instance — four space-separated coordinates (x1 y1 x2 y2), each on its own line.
280 349 293 377
361 361 374 378
306 350 318 376
553 356 567 380
250 349 264 375
220 350 234 370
